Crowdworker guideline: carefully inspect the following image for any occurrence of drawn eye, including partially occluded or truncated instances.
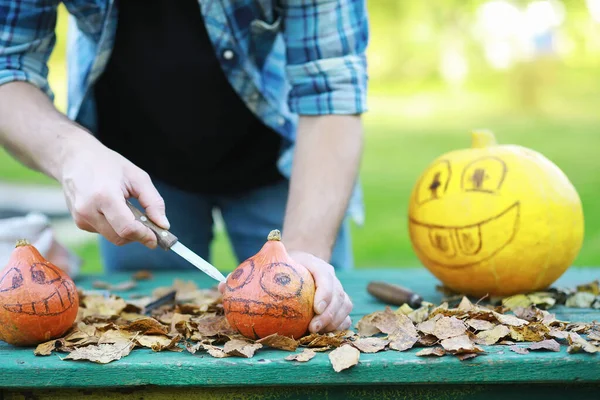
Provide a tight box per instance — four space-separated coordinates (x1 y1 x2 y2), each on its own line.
461 157 507 194
30 263 61 285
0 268 24 292
226 260 255 292
417 160 452 204
260 263 303 300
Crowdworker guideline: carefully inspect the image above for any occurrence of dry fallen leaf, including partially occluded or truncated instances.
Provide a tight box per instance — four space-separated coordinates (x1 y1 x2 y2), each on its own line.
567 332 599 354
388 332 418 352
34 340 61 356
123 317 169 335
352 337 389 353
432 316 466 340
566 292 596 308
63 341 135 364
440 334 483 355
588 327 600 342
416 347 445 357
492 311 529 327
466 319 496 331
223 339 263 358
475 325 510 345
509 345 529 355
285 349 317 362
257 334 299 351
418 334 439 347
329 344 360 372
457 296 475 312
527 339 560 352
509 324 549 342
92 280 137 292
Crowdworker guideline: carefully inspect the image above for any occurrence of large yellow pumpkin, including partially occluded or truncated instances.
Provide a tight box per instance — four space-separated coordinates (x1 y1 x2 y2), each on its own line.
408 130 584 297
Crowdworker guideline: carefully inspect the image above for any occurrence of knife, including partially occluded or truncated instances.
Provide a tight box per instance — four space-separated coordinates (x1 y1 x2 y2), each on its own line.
126 200 226 282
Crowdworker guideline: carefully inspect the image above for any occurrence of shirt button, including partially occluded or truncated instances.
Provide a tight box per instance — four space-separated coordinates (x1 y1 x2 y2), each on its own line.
222 49 235 60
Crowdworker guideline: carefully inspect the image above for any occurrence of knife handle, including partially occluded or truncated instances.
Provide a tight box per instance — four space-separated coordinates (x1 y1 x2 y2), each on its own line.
367 281 423 308
126 200 178 250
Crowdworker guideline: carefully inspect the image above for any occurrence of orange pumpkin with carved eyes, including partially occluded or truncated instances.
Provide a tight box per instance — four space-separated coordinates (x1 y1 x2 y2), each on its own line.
408 130 584 297
0 240 79 346
222 230 316 339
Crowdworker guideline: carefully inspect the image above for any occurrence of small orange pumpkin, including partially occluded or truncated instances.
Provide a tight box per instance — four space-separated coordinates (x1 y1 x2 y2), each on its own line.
0 239 79 346
222 230 316 339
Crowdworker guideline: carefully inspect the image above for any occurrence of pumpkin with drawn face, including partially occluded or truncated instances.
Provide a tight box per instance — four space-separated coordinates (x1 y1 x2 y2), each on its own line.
408 131 584 297
222 230 316 339
0 240 79 346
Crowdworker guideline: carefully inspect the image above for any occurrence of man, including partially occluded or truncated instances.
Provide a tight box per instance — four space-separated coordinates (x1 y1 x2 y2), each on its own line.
0 0 368 334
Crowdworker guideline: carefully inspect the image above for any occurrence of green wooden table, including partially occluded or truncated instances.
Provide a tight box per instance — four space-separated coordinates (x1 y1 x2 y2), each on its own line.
1 267 600 400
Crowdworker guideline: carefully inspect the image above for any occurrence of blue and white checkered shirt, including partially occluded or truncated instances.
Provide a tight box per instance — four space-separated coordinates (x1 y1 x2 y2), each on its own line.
0 0 369 223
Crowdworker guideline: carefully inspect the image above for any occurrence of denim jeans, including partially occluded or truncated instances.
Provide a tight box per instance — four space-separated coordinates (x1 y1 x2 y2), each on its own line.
99 177 354 273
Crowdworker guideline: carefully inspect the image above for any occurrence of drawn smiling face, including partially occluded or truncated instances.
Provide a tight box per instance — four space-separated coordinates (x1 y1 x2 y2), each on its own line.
408 156 520 269
0 262 77 316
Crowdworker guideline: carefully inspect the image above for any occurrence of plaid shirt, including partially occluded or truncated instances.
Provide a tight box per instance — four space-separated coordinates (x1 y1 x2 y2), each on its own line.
0 0 368 224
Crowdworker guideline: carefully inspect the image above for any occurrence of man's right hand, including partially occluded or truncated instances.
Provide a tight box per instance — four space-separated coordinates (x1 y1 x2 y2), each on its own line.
0 82 168 249
59 135 170 249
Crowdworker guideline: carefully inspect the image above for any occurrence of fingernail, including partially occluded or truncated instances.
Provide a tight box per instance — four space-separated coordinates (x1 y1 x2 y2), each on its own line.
314 322 322 332
162 216 170 229
316 301 327 314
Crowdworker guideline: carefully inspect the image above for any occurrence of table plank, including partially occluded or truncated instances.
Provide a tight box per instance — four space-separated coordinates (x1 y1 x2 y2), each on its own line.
1 267 599 390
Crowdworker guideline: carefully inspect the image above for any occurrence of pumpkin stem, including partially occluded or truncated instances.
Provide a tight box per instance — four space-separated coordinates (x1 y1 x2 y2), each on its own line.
15 239 31 247
471 130 497 148
267 230 282 241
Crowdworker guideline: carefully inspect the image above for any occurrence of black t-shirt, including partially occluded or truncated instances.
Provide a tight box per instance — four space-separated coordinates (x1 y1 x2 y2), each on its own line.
94 0 283 195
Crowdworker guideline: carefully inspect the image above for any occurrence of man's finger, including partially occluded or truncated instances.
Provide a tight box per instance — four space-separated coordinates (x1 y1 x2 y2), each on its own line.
304 263 334 315
324 292 353 332
130 170 169 229
101 196 158 248
310 285 341 333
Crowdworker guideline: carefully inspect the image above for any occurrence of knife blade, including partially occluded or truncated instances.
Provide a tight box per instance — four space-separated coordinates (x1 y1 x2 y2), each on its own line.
126 200 226 282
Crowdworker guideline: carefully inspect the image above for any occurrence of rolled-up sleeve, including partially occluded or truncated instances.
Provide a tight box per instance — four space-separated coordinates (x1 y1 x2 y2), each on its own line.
281 0 369 115
0 0 59 100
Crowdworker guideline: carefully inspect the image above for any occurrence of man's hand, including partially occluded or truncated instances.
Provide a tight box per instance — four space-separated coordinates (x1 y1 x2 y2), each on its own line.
217 251 353 334
0 82 169 249
288 250 353 333
60 136 169 249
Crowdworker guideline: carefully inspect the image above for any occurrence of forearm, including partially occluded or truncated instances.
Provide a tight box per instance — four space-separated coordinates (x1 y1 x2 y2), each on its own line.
0 81 90 181
282 115 363 261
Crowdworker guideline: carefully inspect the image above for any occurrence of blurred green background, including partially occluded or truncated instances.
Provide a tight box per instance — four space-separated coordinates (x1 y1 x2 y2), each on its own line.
1 0 600 274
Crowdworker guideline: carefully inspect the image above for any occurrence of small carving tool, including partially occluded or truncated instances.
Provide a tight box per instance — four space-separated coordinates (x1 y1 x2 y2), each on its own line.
367 281 423 308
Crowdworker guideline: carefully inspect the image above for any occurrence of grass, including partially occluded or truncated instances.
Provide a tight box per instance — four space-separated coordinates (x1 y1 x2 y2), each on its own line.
2 6 599 273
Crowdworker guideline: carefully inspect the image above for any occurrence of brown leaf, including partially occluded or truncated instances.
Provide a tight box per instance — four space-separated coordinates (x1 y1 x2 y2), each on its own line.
194 315 233 337
566 323 590 334
440 334 483 354
567 332 599 354
98 329 136 345
136 334 181 351
418 334 439 347
224 339 262 358
502 294 532 311
509 345 529 355
466 319 496 331
329 344 360 373
34 340 61 356
123 317 169 335
456 353 479 361
527 339 560 352
407 305 431 324
63 341 135 364
457 296 475 312
548 328 569 340
203 344 230 358
82 295 127 318
566 292 596 308
588 327 600 341
170 313 193 338
492 311 529 327
475 325 510 345
509 324 549 342
285 348 316 362
352 337 389 353
416 347 445 357
257 333 299 351
388 332 418 352
432 316 466 340
304 334 344 349
132 270 153 281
